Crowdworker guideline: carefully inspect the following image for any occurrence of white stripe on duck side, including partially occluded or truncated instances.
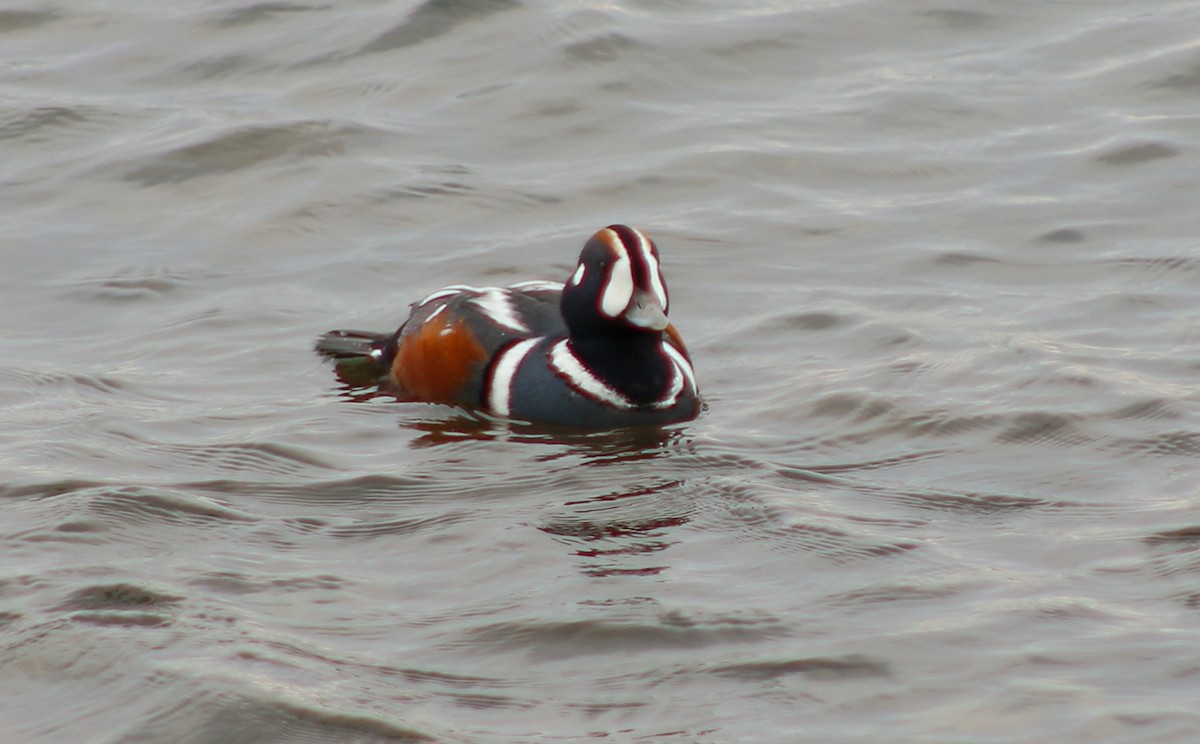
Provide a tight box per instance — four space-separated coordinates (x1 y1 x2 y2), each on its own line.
661 342 696 402
548 340 635 409
547 340 688 410
508 280 565 293
486 337 540 417
469 287 529 333
648 351 685 410
416 285 477 307
416 284 530 333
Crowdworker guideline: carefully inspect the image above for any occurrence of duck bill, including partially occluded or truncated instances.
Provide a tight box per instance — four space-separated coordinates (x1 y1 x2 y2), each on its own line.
623 288 669 331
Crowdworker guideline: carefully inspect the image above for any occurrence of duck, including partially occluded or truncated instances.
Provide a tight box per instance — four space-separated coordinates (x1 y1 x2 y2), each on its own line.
316 224 700 429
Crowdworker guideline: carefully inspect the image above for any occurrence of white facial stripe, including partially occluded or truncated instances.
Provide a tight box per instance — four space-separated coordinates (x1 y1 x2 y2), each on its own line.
569 263 586 286
634 229 669 311
470 288 528 333
549 340 635 409
486 338 539 417
599 231 634 318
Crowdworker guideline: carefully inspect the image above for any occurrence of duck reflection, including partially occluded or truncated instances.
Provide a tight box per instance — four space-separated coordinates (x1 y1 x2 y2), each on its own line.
396 406 691 452
328 362 697 576
539 479 692 578
326 356 390 403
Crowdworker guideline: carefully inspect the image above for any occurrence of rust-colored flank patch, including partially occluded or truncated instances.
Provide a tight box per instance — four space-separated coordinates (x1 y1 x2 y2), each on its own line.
391 314 488 404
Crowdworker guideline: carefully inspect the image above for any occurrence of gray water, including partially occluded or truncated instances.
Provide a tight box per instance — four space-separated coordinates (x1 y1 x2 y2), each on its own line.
4 1 1200 741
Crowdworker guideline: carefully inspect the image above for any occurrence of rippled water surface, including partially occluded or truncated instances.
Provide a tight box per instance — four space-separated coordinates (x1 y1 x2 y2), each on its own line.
4 1 1200 741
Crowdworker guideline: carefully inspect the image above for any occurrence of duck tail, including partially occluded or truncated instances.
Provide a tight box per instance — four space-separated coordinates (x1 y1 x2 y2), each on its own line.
314 329 389 361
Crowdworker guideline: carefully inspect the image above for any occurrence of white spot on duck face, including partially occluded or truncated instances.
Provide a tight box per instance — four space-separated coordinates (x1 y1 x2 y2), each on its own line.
569 263 586 287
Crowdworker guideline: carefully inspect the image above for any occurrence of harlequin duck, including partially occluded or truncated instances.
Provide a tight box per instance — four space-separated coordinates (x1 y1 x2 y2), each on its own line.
316 225 700 429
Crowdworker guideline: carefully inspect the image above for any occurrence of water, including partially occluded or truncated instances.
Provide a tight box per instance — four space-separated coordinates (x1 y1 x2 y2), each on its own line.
3 0 1200 741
